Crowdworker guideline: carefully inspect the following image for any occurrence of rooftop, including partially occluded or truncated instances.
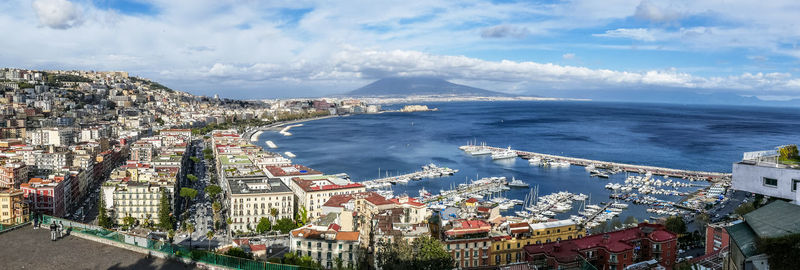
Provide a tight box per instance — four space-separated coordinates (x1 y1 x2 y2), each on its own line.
524 223 676 263
292 176 364 192
742 200 800 238
227 178 291 195
265 164 322 177
323 192 395 208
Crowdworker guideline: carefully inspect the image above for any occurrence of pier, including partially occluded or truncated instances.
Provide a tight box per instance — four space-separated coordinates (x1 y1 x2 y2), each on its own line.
579 202 612 227
480 146 731 182
360 164 457 188
422 176 509 204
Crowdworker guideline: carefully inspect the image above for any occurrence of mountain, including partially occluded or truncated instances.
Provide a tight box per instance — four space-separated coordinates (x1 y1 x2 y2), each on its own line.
346 77 512 97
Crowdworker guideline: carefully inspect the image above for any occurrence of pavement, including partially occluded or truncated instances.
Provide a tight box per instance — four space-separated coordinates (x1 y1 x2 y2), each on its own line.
0 226 197 270
173 140 226 250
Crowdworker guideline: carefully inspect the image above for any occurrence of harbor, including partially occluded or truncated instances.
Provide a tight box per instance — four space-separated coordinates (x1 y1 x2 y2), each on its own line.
466 144 731 182
359 163 459 189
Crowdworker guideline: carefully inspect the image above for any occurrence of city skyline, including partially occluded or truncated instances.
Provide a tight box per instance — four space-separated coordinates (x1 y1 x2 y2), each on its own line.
2 0 800 100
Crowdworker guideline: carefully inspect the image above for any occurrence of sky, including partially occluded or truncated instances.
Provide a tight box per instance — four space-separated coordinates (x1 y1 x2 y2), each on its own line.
2 0 800 100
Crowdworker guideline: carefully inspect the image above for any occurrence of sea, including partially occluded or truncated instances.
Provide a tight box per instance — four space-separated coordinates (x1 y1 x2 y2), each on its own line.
255 101 800 222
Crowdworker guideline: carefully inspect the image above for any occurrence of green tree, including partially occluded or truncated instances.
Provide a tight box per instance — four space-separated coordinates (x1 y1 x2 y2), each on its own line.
179 187 198 206
123 216 136 229
757 233 800 270
205 185 222 199
190 156 200 164
257 217 272 234
270 208 279 223
377 236 453 270
779 144 798 160
623 216 639 227
226 217 233 239
610 217 623 230
167 229 175 243
225 247 253 259
206 231 215 250
187 174 198 182
158 190 173 230
735 202 757 216
664 216 687 235
274 217 297 234
186 223 195 249
97 190 112 228
296 205 308 226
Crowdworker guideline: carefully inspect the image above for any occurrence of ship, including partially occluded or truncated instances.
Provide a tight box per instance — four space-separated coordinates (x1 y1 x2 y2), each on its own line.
491 147 518 160
508 177 529 188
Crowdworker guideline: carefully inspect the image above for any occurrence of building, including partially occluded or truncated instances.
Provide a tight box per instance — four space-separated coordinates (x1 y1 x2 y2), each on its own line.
705 222 732 256
20 177 70 217
524 223 678 270
443 219 493 269
265 164 322 188
290 225 361 269
129 141 155 162
732 149 800 205
725 200 800 270
108 181 171 225
290 175 365 220
0 188 28 225
491 220 584 266
227 177 294 232
0 162 28 188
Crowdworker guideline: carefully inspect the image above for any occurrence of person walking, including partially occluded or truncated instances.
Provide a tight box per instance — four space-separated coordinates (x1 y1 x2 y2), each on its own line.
33 212 39 229
57 221 64 239
49 222 57 241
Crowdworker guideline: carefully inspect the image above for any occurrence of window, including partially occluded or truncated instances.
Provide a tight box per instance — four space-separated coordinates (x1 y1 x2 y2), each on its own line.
495 255 500 262
793 179 800 192
763 177 778 187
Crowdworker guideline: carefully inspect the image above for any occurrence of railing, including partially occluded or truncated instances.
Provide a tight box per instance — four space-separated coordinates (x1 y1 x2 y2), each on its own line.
40 215 308 270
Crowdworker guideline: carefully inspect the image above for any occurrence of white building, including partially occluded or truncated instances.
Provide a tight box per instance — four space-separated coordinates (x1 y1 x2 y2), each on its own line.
290 224 361 268
732 150 800 205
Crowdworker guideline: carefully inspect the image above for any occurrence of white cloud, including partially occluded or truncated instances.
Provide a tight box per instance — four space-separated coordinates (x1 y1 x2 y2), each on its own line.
32 0 82 29
594 28 659 42
480 25 530 39
562 53 575 60
633 0 682 23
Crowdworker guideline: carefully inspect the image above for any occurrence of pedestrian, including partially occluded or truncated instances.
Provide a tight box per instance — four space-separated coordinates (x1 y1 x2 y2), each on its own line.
33 213 39 229
50 222 57 241
58 221 64 239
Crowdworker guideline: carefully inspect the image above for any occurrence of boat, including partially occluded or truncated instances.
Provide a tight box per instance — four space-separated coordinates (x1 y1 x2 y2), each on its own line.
508 177 529 188
470 148 492 156
419 187 432 197
492 147 518 160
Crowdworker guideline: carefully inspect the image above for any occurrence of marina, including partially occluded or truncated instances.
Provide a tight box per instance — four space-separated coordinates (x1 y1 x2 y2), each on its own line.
360 163 459 189
465 145 731 182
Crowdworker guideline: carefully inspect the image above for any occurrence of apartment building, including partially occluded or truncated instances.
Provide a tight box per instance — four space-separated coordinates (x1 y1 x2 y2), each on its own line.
491 220 583 266
227 177 294 232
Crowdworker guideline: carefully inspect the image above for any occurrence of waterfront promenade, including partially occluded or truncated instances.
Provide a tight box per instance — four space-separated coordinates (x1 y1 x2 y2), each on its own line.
244 115 340 141
482 146 731 182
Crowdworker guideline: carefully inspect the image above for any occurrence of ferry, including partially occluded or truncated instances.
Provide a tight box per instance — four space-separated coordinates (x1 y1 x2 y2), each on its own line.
492 147 518 160
508 177 529 188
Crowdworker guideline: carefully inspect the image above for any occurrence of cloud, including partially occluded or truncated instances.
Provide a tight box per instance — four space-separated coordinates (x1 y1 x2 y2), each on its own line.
633 0 682 23
594 28 658 42
562 53 576 60
480 25 530 39
32 0 83 29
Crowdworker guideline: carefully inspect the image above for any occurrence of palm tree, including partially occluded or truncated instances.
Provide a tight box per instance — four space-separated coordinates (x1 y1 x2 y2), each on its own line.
186 223 195 249
206 231 215 251
226 217 233 240
269 208 278 229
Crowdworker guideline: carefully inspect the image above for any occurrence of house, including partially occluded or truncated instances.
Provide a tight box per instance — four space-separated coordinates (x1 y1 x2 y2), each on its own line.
725 200 800 270
731 149 800 205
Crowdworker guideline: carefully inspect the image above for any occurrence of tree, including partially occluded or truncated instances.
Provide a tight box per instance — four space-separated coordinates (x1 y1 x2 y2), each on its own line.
97 190 112 229
225 247 253 260
226 217 233 239
167 229 175 243
206 231 215 251
189 156 200 164
205 185 222 199
179 187 198 206
377 236 452 270
735 202 757 216
274 217 297 234
296 205 308 226
779 144 798 160
158 190 173 230
610 217 623 230
664 216 687 235
257 217 272 234
186 223 195 249
757 233 800 270
187 174 198 182
623 216 639 227
270 208 279 223
123 216 136 230
695 213 711 234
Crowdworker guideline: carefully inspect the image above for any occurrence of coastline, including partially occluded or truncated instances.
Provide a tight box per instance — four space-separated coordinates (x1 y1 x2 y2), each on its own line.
245 114 340 141
352 95 590 105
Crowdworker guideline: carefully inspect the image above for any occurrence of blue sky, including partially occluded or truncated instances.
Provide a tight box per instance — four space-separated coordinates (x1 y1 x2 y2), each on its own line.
2 0 800 99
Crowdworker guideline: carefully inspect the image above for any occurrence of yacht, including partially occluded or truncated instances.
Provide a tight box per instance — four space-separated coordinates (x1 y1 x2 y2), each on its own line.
508 177 529 188
470 148 493 156
492 147 518 160
419 187 432 197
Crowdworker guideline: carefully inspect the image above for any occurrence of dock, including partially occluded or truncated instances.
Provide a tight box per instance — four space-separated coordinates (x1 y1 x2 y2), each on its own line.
422 176 509 204
580 202 612 227
360 164 458 188
480 145 731 182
